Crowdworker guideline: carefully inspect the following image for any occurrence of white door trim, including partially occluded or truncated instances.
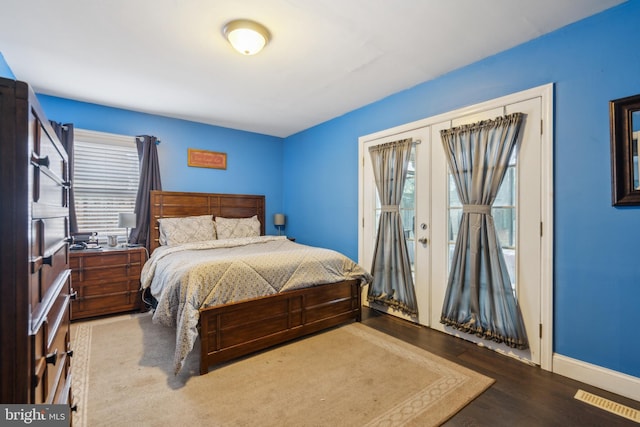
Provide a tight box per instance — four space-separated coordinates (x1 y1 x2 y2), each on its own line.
358 83 554 371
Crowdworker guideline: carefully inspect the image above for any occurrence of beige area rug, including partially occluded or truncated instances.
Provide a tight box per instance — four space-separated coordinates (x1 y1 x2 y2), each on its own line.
71 313 493 427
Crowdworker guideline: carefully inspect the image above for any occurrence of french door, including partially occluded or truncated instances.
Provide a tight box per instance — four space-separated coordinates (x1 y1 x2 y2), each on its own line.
359 85 553 368
361 126 432 323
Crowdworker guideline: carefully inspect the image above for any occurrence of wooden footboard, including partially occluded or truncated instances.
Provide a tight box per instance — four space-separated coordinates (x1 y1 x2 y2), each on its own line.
199 279 361 374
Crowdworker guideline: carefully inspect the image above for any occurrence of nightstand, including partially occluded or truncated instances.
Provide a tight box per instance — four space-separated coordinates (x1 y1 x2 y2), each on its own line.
70 246 147 320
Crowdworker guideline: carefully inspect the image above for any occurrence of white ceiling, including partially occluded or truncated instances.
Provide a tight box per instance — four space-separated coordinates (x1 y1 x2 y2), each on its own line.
0 0 625 137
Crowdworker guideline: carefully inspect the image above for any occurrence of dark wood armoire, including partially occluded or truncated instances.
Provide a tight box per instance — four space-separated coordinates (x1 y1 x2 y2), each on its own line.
0 77 74 406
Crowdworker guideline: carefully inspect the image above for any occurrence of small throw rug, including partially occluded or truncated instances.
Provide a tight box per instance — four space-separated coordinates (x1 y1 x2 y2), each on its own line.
72 313 493 427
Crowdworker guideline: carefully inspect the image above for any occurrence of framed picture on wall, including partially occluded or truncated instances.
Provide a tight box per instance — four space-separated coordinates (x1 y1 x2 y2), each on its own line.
610 94 640 205
187 148 227 170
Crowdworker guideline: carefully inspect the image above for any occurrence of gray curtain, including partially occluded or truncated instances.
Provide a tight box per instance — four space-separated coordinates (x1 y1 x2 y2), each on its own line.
50 121 78 233
440 113 528 349
368 138 418 315
130 135 161 249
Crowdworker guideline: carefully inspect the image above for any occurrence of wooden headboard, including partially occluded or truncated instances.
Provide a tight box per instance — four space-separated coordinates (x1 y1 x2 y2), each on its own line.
149 190 265 253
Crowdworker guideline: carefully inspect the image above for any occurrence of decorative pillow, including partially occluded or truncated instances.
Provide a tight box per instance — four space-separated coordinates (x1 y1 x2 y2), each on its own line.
215 215 261 239
158 215 216 245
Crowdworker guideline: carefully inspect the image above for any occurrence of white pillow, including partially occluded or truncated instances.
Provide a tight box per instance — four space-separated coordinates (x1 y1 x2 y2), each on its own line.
215 215 261 239
158 215 216 245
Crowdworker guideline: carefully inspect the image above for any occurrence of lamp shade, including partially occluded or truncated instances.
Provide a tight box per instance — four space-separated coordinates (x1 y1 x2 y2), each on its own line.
118 212 137 228
273 213 285 226
223 19 271 55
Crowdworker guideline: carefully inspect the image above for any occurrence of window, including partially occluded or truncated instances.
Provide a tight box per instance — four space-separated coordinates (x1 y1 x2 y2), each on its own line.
73 129 139 241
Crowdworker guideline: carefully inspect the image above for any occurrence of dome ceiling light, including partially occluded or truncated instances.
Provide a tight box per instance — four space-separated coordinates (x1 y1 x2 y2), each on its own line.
223 19 271 56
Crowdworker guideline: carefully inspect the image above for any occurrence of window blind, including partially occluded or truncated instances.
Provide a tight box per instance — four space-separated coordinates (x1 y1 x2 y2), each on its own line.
73 129 139 239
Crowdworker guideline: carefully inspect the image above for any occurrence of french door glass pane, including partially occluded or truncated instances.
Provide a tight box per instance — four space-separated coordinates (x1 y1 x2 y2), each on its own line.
447 154 517 289
374 146 416 273
401 148 416 271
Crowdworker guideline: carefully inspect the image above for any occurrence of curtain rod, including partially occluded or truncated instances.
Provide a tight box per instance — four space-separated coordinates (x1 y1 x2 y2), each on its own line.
136 136 161 145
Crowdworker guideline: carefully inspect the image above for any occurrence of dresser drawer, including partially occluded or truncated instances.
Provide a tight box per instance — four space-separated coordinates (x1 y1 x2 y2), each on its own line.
71 251 143 282
72 250 143 268
45 301 71 404
30 239 69 310
31 327 46 404
71 262 142 283
39 217 68 255
41 241 69 299
75 278 139 297
72 289 140 319
32 121 67 204
31 271 71 404
37 169 67 207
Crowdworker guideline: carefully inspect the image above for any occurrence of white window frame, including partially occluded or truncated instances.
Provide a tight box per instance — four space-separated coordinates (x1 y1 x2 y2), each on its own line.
73 129 139 243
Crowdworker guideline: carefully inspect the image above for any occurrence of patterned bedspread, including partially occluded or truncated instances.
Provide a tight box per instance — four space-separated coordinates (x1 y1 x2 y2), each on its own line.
140 236 373 373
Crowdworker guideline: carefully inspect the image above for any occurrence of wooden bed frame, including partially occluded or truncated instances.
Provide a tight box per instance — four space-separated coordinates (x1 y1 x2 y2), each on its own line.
149 190 361 374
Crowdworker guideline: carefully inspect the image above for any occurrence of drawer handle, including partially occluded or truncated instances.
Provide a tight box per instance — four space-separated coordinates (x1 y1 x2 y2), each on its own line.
45 349 58 365
70 404 78 413
31 152 50 168
32 374 40 389
69 291 78 301
67 350 74 358
42 254 53 266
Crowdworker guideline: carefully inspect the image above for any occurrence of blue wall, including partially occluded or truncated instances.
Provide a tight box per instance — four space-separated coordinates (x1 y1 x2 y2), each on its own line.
37 96 285 235
283 2 640 379
0 52 15 78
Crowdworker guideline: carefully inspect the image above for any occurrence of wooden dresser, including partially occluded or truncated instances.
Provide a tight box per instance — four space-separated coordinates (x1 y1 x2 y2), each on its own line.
0 77 74 406
70 247 146 320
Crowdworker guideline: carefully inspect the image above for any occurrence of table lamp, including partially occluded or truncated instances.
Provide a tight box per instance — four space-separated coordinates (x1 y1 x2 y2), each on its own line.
274 213 285 236
118 212 137 246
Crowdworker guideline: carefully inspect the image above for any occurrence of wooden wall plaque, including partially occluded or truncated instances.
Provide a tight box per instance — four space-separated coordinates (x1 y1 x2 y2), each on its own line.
188 148 227 169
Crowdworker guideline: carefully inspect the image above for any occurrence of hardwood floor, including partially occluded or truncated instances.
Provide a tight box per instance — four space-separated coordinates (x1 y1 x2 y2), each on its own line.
360 307 639 426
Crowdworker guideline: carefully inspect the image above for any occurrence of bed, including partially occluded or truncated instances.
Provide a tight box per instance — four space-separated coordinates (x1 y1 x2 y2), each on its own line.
142 190 372 374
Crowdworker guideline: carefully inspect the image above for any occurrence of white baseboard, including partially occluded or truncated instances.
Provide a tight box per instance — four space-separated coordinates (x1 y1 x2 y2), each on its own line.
553 354 640 402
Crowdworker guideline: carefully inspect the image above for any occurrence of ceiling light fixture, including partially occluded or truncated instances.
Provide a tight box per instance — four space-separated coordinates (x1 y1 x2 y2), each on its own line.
223 19 271 56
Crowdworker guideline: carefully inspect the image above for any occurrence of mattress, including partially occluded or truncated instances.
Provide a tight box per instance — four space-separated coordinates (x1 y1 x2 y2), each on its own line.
141 235 372 372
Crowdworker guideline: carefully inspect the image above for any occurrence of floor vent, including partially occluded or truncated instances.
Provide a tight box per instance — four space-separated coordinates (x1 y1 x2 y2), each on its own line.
574 389 640 423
